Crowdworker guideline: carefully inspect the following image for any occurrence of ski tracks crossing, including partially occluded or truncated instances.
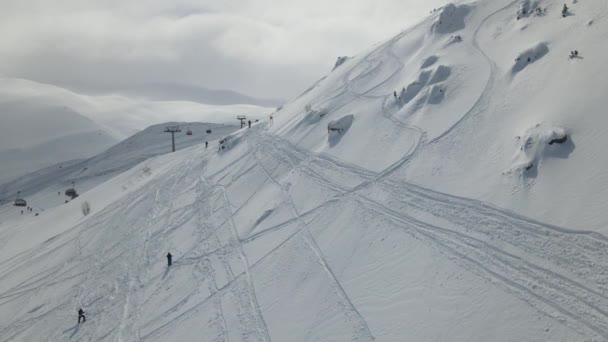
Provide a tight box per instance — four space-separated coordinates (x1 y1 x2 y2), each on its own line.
251 128 608 340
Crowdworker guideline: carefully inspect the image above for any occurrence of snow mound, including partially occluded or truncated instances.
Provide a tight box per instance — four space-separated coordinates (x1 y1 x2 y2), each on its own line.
505 124 574 177
512 42 549 74
421 55 439 69
303 107 328 125
333 56 350 71
429 65 452 84
219 129 247 151
327 114 354 147
431 4 470 34
428 85 446 105
287 106 329 135
446 34 464 45
516 0 542 19
397 64 451 109
399 70 432 105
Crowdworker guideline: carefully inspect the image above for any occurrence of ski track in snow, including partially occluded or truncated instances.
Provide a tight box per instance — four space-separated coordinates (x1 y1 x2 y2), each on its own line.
250 128 608 340
252 144 375 341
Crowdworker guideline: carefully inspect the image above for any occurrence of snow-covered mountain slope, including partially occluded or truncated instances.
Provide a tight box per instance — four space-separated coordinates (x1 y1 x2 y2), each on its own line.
273 0 608 232
0 101 117 151
0 124 604 341
0 78 273 181
2 0 608 341
0 122 238 213
0 78 275 138
0 101 119 184
0 131 117 185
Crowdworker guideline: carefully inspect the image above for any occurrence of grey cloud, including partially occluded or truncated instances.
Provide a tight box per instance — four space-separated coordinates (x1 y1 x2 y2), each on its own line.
0 0 448 100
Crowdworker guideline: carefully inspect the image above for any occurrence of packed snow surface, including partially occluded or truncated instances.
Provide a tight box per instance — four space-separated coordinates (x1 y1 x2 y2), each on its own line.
2 0 608 341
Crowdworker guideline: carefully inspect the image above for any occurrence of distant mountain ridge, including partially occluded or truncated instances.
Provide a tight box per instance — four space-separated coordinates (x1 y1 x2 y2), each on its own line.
74 82 284 108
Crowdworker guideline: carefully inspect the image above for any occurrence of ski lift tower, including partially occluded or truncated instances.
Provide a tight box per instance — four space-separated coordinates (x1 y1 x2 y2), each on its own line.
164 126 182 152
236 115 247 129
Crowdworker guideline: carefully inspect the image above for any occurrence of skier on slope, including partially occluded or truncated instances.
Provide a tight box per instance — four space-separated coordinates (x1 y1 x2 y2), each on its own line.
78 308 86 323
248 120 252 128
205 141 208 148
167 252 173 267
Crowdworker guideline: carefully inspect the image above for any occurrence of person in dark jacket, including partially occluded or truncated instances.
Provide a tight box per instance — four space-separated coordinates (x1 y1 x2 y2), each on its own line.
205 141 208 148
167 252 173 266
248 120 252 128
78 308 86 323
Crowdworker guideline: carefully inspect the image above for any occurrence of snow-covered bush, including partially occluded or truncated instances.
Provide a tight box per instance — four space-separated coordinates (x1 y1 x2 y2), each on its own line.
81 201 91 216
333 56 350 71
327 115 354 147
512 42 549 74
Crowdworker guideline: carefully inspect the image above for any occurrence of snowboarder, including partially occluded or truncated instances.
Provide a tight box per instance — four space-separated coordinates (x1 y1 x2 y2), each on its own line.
205 141 208 148
167 252 173 267
248 120 251 128
78 308 86 323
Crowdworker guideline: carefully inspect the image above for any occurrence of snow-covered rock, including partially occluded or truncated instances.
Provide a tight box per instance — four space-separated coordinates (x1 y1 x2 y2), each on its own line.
431 4 471 34
505 124 573 177
512 42 550 74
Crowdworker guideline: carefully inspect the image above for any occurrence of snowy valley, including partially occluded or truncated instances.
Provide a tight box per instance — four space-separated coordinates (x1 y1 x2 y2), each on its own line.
2 0 608 341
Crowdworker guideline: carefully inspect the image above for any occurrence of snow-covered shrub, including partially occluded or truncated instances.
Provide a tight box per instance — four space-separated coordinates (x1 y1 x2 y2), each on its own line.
81 201 91 216
421 56 439 69
333 56 350 71
327 115 354 147
512 42 549 74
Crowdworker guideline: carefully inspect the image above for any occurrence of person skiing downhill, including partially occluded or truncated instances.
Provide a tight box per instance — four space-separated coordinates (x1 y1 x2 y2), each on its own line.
205 141 208 148
78 308 86 323
167 252 173 267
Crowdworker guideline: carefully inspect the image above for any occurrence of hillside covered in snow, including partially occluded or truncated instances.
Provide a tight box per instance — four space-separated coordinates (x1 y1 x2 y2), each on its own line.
0 122 238 213
0 78 273 184
2 0 608 341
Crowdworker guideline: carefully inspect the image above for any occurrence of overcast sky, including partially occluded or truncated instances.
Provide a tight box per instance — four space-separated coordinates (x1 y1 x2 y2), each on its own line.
0 0 448 101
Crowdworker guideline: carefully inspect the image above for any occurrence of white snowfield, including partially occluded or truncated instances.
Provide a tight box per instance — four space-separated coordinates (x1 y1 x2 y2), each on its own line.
2 0 608 341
